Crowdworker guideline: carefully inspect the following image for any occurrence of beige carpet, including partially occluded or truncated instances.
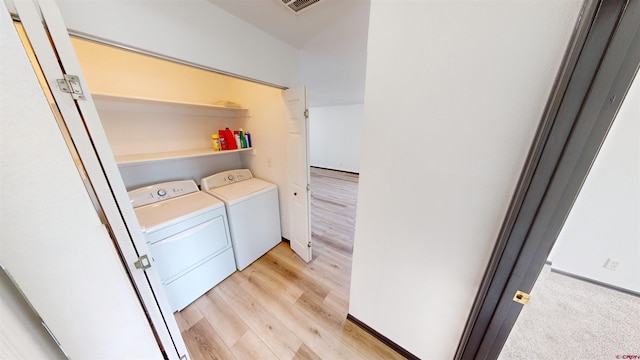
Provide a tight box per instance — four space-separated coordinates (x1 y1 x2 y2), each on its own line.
499 265 640 359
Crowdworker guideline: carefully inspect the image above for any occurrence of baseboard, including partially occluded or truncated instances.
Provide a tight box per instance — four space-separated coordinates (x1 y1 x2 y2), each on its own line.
310 166 359 175
346 314 419 360
281 237 290 244
550 268 640 297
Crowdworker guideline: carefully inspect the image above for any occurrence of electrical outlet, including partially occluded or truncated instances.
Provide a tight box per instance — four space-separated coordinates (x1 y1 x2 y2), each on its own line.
603 258 621 271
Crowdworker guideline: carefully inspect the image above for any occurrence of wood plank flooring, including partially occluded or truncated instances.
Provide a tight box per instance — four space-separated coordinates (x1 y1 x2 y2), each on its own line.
175 167 404 359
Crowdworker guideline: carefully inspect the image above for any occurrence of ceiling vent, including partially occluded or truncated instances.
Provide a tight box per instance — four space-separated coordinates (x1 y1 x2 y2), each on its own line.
281 0 321 15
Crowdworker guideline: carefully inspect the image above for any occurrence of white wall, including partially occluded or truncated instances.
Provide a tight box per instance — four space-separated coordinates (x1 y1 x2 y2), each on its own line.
309 104 363 173
0 4 160 357
55 0 299 89
349 1 584 359
299 1 369 106
551 73 640 293
0 270 66 360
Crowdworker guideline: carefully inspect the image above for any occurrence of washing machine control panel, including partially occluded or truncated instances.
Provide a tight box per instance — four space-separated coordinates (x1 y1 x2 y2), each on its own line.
201 169 253 190
128 180 199 208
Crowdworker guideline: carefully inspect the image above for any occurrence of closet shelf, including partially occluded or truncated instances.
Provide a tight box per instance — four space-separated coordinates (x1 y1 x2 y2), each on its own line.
115 148 253 167
92 93 249 117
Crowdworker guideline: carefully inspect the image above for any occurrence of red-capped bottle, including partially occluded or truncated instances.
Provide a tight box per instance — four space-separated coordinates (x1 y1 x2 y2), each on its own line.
225 128 237 150
218 130 228 150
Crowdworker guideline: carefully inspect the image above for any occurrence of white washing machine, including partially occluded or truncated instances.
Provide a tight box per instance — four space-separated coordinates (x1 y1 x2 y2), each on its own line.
201 169 281 271
128 180 236 311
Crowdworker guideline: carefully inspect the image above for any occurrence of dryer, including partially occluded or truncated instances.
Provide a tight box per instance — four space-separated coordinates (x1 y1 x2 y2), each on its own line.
128 180 236 311
201 169 281 270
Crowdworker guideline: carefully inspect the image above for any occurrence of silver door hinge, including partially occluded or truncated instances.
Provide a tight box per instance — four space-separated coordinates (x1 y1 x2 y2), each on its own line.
304 109 309 118
134 254 152 270
306 184 311 191
56 74 86 100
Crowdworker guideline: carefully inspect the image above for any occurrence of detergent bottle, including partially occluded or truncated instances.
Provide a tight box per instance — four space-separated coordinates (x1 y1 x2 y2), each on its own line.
218 130 228 150
224 128 237 150
239 128 248 148
233 131 241 149
211 134 221 151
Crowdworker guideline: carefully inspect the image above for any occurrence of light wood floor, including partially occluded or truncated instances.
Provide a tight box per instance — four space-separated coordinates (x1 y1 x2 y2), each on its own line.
175 167 404 359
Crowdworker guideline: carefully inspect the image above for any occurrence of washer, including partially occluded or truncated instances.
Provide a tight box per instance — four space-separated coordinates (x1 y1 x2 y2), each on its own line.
201 169 281 271
128 180 236 311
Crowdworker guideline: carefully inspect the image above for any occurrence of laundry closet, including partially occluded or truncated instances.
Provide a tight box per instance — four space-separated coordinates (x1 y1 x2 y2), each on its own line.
70 36 310 308
72 36 300 234
74 38 277 185
5 0 312 357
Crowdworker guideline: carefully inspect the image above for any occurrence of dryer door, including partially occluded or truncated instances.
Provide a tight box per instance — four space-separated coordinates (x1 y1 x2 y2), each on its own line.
149 215 230 283
148 208 234 311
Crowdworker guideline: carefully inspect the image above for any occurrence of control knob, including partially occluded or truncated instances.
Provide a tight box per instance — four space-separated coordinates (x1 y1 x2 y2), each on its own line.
157 189 167 196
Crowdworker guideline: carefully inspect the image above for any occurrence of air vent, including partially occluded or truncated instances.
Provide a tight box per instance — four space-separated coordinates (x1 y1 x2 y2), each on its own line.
281 0 321 14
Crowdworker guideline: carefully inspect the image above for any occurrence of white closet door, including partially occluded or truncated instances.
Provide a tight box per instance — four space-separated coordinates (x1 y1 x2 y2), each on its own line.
3 0 188 358
284 86 312 262
0 2 160 358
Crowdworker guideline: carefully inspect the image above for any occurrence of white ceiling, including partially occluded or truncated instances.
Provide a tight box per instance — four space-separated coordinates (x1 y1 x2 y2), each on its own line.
207 0 370 107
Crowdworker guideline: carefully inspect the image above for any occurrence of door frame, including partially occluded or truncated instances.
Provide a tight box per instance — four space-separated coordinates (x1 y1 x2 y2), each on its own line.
456 0 640 358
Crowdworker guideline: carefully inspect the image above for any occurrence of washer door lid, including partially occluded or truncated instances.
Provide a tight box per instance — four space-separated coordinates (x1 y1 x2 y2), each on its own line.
134 192 224 231
206 178 276 204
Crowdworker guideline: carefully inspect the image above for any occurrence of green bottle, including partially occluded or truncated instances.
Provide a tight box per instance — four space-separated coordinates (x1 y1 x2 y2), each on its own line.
239 128 248 148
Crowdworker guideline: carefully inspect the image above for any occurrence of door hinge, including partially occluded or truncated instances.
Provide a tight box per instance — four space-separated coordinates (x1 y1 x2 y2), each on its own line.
134 254 152 270
306 184 311 191
513 290 530 305
56 74 86 100
307 241 312 248
304 109 309 118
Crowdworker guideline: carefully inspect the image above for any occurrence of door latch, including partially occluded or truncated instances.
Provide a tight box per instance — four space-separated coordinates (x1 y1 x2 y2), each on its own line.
56 74 86 100
134 254 152 270
513 290 530 305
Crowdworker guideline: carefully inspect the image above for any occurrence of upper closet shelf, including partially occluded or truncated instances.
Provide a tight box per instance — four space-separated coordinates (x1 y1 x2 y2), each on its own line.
91 93 249 118
115 148 254 167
